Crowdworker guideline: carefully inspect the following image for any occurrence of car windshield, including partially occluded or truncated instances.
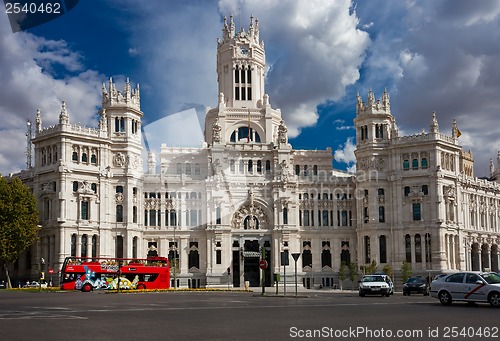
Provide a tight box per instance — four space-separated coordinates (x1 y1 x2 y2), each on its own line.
362 276 385 282
481 273 500 284
407 278 424 283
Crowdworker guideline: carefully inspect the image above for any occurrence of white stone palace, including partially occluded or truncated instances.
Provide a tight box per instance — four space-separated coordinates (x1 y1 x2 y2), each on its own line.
12 16 500 288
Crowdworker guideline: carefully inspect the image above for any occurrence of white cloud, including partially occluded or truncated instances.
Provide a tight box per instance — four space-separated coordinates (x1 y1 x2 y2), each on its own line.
0 14 103 175
224 0 371 137
334 137 356 165
128 47 139 57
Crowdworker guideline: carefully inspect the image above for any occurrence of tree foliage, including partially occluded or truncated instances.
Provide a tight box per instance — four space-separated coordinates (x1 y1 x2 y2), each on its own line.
364 260 378 274
348 262 358 290
0 176 40 287
382 264 393 278
401 260 413 283
338 261 348 290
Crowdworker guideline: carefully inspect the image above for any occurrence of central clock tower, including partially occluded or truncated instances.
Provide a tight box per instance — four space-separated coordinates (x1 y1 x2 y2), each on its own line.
204 16 286 147
216 15 265 109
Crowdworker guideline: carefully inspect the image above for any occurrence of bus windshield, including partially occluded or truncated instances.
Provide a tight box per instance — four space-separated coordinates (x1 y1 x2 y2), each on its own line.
60 257 170 292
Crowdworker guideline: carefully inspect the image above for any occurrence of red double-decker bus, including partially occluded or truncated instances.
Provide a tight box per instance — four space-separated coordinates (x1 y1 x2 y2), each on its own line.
60 256 170 292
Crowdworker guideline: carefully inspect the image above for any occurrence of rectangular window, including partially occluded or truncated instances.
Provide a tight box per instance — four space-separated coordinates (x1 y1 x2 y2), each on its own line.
81 201 89 220
247 87 252 101
247 69 251 83
283 208 288 225
235 68 239 83
216 250 222 264
412 203 421 221
241 86 246 100
378 206 385 223
133 206 137 223
116 205 123 222
216 207 221 225
149 210 156 226
235 87 240 100
241 69 245 83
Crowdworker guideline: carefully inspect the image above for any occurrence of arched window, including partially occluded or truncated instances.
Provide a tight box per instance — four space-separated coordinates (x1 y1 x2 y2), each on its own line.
415 234 422 263
72 151 78 161
81 234 87 257
91 154 97 164
265 160 271 174
403 160 409 170
185 163 191 175
257 160 262 174
313 165 318 176
194 163 200 175
176 163 182 174
421 158 428 169
82 153 88 163
412 159 419 170
405 234 412 262
422 185 428 195
71 234 76 257
295 165 300 175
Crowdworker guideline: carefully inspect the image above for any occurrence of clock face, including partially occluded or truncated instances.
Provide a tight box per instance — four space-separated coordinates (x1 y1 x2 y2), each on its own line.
239 47 249 56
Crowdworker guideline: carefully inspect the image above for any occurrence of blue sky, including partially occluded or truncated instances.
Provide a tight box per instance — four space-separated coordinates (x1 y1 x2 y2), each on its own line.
1 0 500 176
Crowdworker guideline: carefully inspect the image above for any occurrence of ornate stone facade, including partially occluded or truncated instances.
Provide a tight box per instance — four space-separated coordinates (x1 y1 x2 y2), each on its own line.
11 17 500 288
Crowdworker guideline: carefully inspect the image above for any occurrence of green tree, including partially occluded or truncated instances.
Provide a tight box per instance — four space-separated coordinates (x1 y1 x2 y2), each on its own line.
365 260 378 274
348 262 358 291
0 176 40 288
382 264 393 278
401 260 412 283
338 261 347 290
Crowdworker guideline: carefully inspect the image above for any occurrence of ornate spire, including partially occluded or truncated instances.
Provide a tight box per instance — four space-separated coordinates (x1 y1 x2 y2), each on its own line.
367 88 375 107
430 111 439 133
36 108 42 132
59 100 69 125
382 87 390 111
229 15 235 38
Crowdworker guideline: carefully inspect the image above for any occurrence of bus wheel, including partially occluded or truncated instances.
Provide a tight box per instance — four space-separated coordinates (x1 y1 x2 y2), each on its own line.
137 284 146 290
81 283 93 292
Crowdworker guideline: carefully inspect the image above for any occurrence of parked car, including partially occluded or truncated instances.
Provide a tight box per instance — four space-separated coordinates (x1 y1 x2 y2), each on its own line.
358 274 393 297
403 277 429 296
433 274 447 281
24 281 48 288
430 272 500 307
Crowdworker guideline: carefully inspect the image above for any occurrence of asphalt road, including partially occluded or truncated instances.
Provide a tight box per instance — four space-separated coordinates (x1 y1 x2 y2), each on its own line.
0 290 499 340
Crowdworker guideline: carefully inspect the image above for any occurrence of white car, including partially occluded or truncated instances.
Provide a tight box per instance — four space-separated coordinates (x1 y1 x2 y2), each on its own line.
358 274 392 297
430 272 500 307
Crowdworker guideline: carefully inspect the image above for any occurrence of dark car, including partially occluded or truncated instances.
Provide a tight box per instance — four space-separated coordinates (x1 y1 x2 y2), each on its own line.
403 277 429 296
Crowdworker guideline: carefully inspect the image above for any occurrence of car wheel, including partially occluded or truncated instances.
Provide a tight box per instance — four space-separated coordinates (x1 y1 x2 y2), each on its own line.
136 284 146 290
359 291 365 297
385 293 390 297
438 291 452 305
81 283 93 292
488 292 500 307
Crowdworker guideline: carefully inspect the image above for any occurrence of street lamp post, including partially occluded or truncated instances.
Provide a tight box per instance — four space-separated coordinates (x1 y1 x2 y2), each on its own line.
39 257 45 291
